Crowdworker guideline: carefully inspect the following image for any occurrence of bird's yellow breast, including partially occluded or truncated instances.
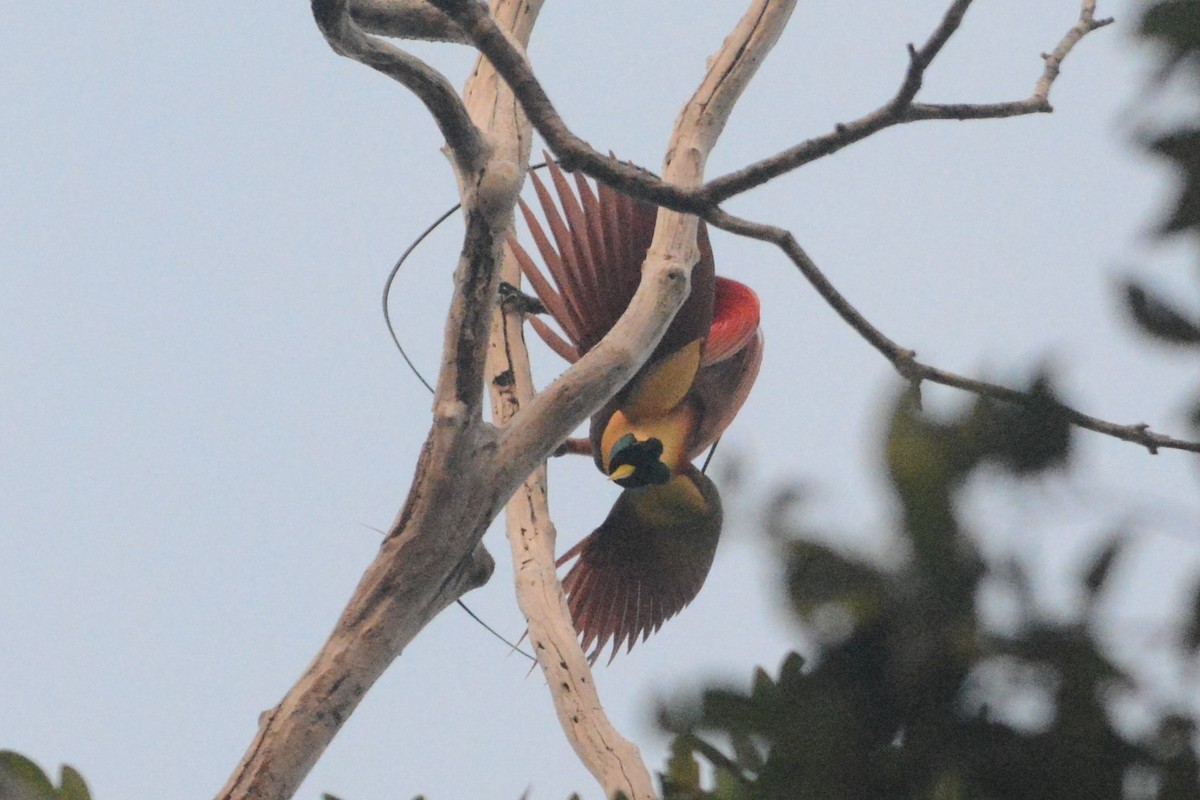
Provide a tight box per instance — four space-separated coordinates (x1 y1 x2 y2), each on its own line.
622 339 703 420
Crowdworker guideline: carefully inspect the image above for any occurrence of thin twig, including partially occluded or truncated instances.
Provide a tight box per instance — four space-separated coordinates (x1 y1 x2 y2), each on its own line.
1036 0 1115 105
892 0 976 111
704 0 1113 202
707 209 1200 455
429 0 1111 213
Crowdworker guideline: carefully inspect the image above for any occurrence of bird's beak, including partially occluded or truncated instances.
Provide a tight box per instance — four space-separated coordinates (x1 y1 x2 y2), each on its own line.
608 464 636 483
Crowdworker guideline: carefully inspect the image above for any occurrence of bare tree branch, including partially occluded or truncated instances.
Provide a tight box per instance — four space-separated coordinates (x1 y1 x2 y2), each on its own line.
349 0 467 43
467 0 660 797
426 0 1112 212
703 0 1114 202
314 0 488 177
217 3 525 797
214 429 501 800
425 0 714 214
216 227 511 794
892 0 976 110
707 209 1200 455
1036 0 1115 105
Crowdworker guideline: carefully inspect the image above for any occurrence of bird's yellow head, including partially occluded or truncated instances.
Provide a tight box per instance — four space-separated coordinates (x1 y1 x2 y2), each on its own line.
606 433 671 489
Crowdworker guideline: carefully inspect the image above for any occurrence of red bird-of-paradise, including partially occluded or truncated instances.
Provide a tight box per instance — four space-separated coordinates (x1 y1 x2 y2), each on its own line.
508 160 763 663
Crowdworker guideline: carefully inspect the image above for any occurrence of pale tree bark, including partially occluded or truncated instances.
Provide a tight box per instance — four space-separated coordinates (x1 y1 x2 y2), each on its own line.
485 4 796 798
216 1 1197 799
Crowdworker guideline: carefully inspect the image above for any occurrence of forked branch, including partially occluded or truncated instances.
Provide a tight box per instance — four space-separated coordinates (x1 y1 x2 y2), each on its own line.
701 0 1115 200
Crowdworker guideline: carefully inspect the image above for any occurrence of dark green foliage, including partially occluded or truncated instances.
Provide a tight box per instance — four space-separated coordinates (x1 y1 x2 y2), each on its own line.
1126 1 1200 427
1181 582 1200 655
0 752 91 800
1139 1 1200 240
1122 280 1200 346
1141 0 1200 53
974 375 1072 476
658 389 1200 800
1145 129 1200 237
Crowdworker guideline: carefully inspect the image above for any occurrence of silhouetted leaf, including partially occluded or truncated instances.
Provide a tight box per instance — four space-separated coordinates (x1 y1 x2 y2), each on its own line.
712 767 751 800
885 388 983 582
1122 279 1200 344
1183 580 1200 653
1157 716 1200 799
1147 128 1200 236
700 688 762 734
57 767 90 800
786 542 885 630
662 737 701 798
729 730 763 773
1141 0 1200 64
750 666 779 708
0 752 56 800
979 373 1072 475
778 652 805 689
1084 537 1123 597
885 386 974 498
761 485 806 542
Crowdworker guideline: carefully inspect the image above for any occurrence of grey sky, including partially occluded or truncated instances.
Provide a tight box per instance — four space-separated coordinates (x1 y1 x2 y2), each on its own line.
4 1 1199 798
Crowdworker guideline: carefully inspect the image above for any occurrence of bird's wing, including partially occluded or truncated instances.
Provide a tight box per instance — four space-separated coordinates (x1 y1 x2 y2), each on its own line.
557 466 722 664
687 330 764 461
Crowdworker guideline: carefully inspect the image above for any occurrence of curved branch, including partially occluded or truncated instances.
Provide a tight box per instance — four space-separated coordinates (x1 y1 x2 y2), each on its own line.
313 0 488 177
892 0 976 111
425 0 714 214
217 5 527 799
349 0 467 43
